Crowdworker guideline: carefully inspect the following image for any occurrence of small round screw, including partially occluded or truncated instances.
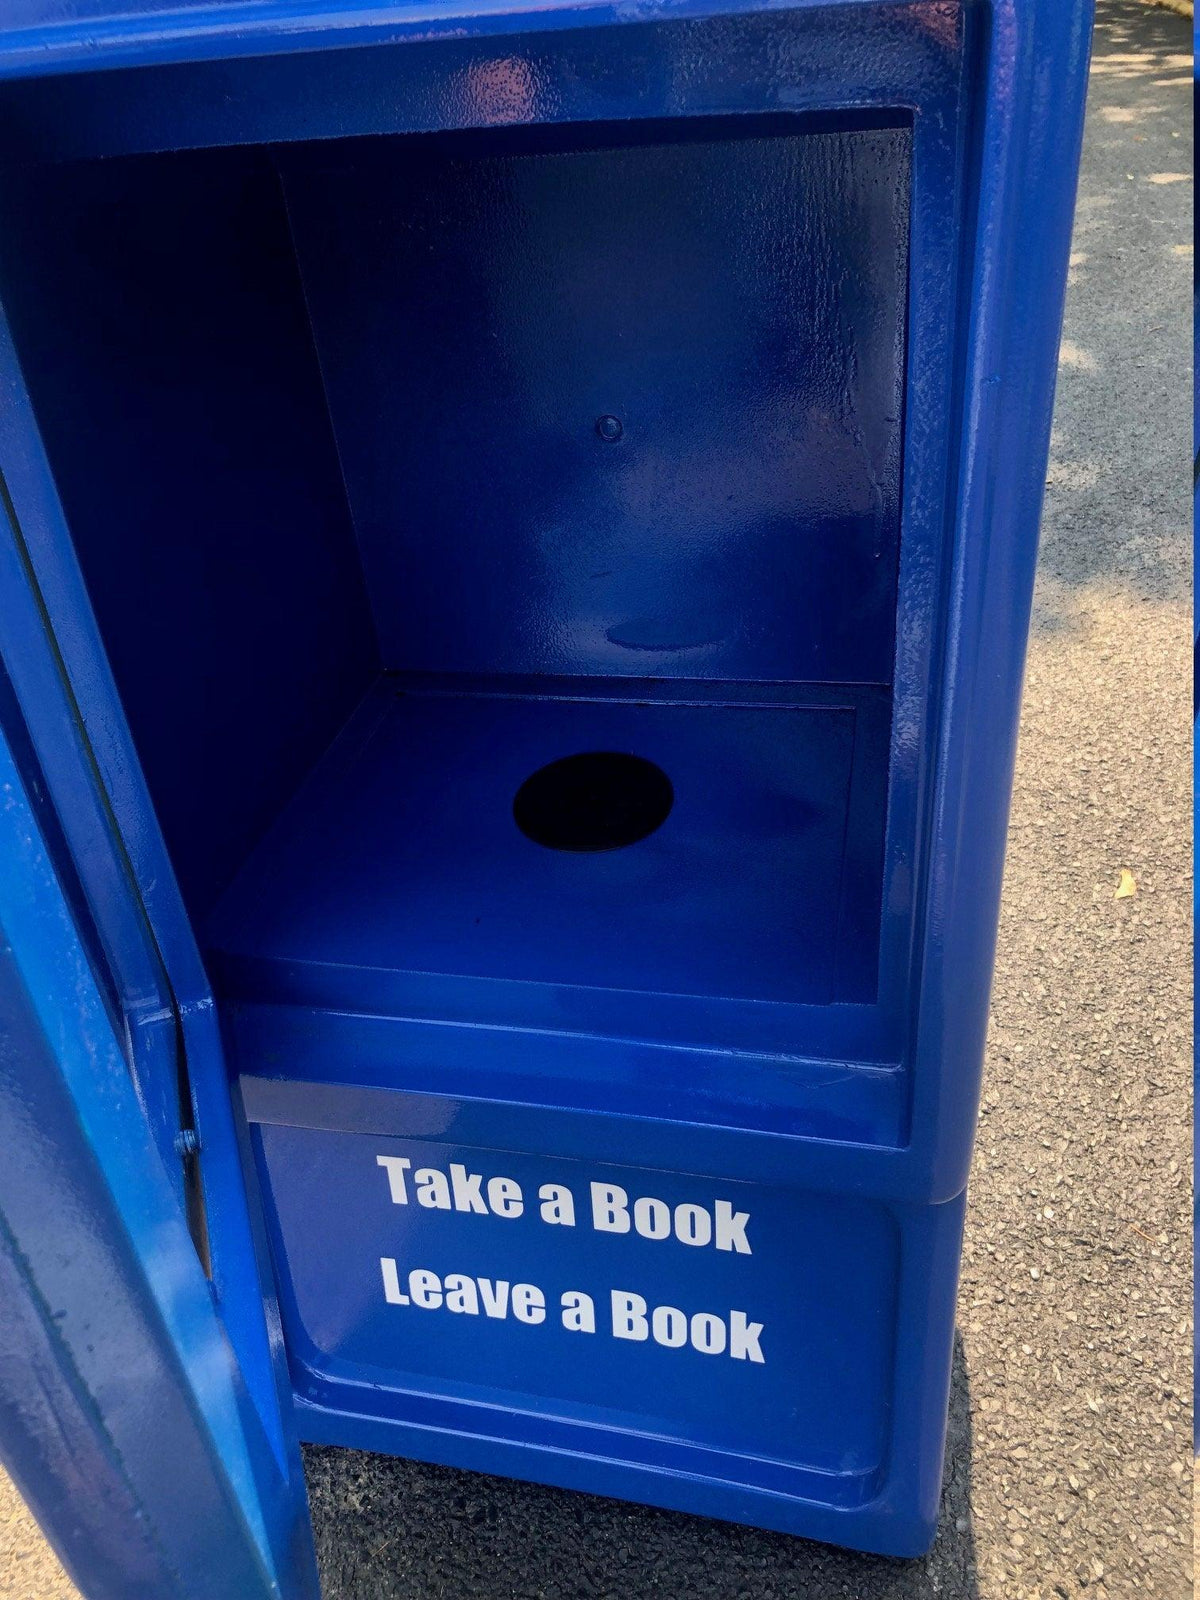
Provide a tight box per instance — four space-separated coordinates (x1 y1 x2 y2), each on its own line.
175 1128 200 1158
595 414 624 442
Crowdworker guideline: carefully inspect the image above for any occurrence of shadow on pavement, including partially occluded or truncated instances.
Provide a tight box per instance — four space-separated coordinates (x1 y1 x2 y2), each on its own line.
304 1334 978 1600
1032 0 1191 630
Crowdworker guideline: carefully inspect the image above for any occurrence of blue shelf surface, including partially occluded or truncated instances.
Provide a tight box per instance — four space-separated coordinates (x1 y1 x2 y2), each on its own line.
207 674 890 1015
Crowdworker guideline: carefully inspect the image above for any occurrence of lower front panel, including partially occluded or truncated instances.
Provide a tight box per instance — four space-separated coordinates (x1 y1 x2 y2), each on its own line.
245 1084 966 1556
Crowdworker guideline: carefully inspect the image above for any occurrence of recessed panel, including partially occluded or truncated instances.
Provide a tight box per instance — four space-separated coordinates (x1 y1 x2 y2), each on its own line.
284 119 910 683
256 1121 898 1481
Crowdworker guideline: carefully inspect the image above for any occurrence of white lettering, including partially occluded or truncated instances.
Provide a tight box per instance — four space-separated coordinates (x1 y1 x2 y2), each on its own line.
449 1164 488 1215
729 1310 765 1363
382 1261 764 1363
539 1184 576 1226
380 1257 409 1304
414 1168 451 1210
674 1202 712 1247
714 1200 751 1255
587 1186 751 1254
652 1305 687 1347
512 1283 546 1324
634 1196 671 1240
592 1183 631 1233
477 1278 511 1319
487 1176 524 1218
690 1313 727 1355
443 1273 480 1315
611 1290 649 1341
409 1269 443 1309
560 1290 596 1332
376 1156 412 1204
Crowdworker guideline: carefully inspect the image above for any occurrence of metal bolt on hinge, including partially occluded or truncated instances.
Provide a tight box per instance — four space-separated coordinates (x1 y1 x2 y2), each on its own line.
174 1128 200 1158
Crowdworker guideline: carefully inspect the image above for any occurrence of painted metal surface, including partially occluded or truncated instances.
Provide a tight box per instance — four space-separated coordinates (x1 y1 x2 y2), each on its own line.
0 281 311 1490
0 151 378 928
261 1124 903 1485
282 118 908 685
208 677 892 1012
0 719 320 1599
0 153 319 1589
0 0 1093 1574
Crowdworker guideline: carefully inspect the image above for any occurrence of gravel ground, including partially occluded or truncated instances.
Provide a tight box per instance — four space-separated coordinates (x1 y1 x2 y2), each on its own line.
0 2 1192 1596
0 1475 73 1600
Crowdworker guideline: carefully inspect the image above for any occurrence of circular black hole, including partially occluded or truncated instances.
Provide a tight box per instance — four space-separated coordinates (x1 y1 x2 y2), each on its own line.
513 752 673 852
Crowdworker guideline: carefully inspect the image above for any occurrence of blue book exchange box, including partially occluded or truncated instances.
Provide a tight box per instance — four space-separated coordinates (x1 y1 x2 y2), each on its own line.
0 0 1091 1589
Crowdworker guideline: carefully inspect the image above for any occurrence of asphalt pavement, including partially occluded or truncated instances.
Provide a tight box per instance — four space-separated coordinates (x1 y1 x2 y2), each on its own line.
0 2 1192 1596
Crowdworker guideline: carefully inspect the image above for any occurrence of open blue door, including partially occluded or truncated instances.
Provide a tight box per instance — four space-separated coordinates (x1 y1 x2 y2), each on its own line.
0 307 320 1599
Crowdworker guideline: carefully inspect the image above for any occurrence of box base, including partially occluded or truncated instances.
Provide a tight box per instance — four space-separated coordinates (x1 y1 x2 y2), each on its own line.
241 1084 966 1559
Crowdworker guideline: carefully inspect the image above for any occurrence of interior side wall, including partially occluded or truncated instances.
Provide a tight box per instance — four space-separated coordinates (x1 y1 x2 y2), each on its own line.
0 149 379 921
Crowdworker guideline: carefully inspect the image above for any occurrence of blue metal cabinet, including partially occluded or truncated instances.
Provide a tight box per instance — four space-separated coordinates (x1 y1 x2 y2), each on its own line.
0 0 1091 1577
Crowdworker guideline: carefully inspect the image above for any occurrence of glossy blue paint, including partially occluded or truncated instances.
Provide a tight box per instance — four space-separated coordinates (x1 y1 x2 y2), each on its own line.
0 720 320 1599
0 149 378 927
259 1124 903 1484
282 118 907 686
0 0 1092 1570
243 1097 966 1546
0 283 308 1485
209 677 892 1018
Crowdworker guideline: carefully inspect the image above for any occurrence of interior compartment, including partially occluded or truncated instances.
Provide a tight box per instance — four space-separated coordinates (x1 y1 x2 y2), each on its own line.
0 112 911 1058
